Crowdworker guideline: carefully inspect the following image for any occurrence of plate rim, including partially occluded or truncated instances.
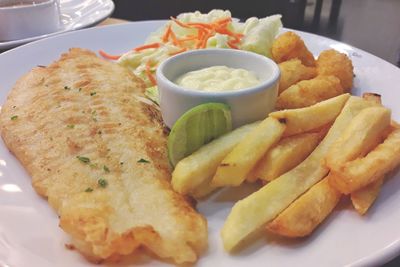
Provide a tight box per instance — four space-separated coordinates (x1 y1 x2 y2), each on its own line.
0 0 115 50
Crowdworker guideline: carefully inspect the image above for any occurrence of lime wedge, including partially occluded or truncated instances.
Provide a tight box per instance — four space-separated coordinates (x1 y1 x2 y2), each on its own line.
168 103 232 167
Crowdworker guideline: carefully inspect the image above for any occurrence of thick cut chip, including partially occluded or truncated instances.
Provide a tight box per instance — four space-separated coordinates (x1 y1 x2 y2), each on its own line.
220 96 376 251
172 122 258 194
278 59 317 94
276 75 344 109
351 177 384 215
350 92 383 213
271 31 316 66
212 117 286 187
325 106 391 167
328 128 400 194
270 93 350 136
266 178 341 237
190 176 219 199
247 130 325 182
362 92 381 104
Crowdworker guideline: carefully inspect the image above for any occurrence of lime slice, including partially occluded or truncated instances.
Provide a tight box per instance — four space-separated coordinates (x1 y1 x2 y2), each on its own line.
168 103 232 167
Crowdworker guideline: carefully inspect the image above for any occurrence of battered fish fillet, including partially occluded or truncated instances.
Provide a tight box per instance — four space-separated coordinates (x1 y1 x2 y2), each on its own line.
0 48 207 264
271 31 316 67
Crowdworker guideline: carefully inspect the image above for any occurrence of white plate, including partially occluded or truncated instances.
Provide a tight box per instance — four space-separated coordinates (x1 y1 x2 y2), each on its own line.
0 0 114 50
1 21 400 267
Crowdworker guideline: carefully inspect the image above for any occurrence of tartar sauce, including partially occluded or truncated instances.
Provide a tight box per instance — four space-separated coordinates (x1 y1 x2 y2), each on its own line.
175 65 260 92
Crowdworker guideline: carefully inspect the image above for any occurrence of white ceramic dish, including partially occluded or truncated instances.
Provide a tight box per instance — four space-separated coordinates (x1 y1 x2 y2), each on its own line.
157 49 280 128
0 0 114 50
1 21 400 267
0 0 61 41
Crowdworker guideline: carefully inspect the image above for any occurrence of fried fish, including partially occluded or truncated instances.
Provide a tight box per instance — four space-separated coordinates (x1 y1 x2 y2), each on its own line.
0 48 207 264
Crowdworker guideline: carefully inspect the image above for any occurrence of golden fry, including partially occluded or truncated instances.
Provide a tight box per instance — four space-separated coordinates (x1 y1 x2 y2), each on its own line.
221 96 370 251
349 93 384 213
267 178 341 237
247 130 325 182
325 106 391 167
271 31 316 66
212 117 286 187
362 92 382 104
172 122 258 195
276 75 344 109
329 128 400 194
317 49 354 92
351 177 383 215
190 176 219 199
278 59 317 94
271 93 350 136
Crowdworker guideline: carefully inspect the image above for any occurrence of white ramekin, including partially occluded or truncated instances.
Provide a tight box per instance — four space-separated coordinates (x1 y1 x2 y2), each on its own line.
0 0 61 41
156 49 280 128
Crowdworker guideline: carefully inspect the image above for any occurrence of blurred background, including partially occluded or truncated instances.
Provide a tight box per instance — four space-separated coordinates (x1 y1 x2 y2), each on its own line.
112 0 400 67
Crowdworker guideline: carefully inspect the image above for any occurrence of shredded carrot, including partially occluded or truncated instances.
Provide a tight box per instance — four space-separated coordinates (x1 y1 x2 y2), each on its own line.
170 17 192 28
134 42 161 52
227 40 239 49
99 50 121 60
161 25 172 43
169 47 187 56
214 17 232 25
169 30 180 46
145 61 157 86
178 35 197 42
187 22 213 30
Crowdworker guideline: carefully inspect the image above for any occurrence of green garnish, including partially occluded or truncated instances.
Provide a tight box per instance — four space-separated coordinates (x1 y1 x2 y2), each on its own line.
137 158 150 163
77 156 90 164
66 124 75 129
103 165 110 173
90 92 97 96
85 187 93 192
89 163 98 168
64 86 71 90
10 115 18 120
98 178 108 188
78 88 82 92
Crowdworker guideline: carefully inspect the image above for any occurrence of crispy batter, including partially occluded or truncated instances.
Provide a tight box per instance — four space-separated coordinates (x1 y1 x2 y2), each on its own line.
0 48 207 264
317 49 354 92
278 59 317 94
276 75 344 109
271 31 316 67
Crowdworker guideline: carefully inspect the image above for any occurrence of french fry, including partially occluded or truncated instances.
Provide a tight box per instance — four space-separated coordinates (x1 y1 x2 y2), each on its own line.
362 92 381 104
325 106 391 167
220 96 376 251
171 122 259 195
190 176 218 199
328 127 400 194
270 93 350 136
350 92 384 213
211 117 286 187
247 130 326 182
351 177 383 215
266 178 341 237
